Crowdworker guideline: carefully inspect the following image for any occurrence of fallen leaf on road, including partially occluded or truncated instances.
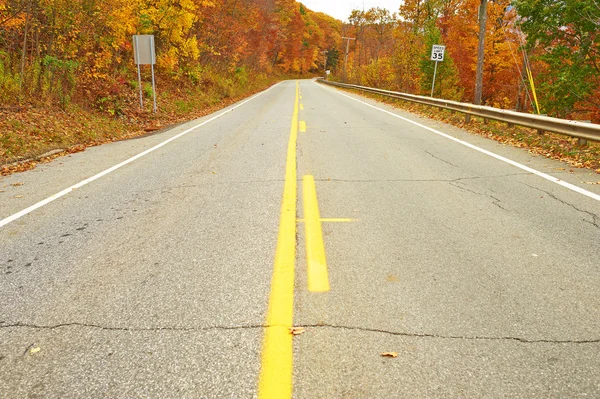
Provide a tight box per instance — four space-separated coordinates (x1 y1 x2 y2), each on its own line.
30 347 41 354
290 327 305 336
212 171 217 174
14 195 23 198
381 352 398 358
11 182 24 186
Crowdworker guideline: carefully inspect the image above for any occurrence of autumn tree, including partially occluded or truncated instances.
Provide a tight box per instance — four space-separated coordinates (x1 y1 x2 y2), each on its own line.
390 20 424 93
366 7 396 61
0 0 341 110
513 0 600 120
419 22 462 99
312 11 342 72
441 0 522 107
4 0 597 122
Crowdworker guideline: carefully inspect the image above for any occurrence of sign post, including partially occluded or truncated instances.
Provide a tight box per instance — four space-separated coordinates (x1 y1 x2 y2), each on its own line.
430 45 445 98
133 35 157 112
321 50 328 79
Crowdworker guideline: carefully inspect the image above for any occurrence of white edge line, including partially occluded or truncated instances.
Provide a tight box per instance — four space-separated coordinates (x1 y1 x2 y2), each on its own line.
315 81 600 203
0 82 283 229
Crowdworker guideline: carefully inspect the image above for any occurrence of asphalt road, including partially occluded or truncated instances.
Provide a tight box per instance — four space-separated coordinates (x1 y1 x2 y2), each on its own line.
1 79 599 398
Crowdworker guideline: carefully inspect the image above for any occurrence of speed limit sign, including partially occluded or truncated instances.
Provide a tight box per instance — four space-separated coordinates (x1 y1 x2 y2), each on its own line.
431 45 445 62
430 45 445 97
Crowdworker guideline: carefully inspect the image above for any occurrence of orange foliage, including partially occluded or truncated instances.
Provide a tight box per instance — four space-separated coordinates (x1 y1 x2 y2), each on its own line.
340 0 598 119
1 0 597 121
0 0 342 109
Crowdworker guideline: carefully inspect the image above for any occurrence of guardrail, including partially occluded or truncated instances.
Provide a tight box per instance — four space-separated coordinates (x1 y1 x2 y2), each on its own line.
317 79 600 144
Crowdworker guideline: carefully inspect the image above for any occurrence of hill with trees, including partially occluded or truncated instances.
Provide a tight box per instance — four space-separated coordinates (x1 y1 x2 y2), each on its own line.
1 0 598 169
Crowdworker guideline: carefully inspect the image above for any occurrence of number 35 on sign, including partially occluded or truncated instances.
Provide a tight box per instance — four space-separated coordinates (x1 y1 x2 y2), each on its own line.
431 45 445 61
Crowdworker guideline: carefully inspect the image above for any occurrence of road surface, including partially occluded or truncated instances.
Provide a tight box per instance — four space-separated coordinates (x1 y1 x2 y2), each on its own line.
1 80 599 398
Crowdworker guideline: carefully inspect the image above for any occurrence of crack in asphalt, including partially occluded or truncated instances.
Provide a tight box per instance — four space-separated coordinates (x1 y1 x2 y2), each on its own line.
423 150 459 168
2 322 598 344
448 181 510 211
0 322 264 333
301 324 600 344
523 183 600 229
130 180 286 194
315 172 530 183
172 180 286 188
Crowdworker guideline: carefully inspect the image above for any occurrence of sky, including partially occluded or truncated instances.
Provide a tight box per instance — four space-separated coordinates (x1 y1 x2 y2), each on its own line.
300 0 402 22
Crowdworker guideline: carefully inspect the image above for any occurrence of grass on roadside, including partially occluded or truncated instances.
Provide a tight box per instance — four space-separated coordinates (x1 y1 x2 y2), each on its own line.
0 72 295 175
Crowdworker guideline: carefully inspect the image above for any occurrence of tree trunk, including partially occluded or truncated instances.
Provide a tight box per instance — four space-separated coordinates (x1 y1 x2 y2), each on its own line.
19 0 33 95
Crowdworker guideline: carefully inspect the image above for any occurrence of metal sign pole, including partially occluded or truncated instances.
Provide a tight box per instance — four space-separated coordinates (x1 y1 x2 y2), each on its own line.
150 36 157 113
431 60 438 97
137 64 143 110
151 63 157 113
135 36 143 110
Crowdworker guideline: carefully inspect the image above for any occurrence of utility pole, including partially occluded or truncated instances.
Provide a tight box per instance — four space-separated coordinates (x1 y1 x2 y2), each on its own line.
474 0 487 105
341 37 355 82
467 0 487 123
321 50 328 79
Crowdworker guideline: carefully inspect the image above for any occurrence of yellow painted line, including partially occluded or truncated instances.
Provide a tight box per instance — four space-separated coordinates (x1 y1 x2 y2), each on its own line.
299 120 307 132
257 81 298 399
302 175 330 293
300 104 304 110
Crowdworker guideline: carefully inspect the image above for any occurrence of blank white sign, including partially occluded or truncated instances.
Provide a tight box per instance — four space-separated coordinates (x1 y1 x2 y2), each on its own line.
133 35 156 65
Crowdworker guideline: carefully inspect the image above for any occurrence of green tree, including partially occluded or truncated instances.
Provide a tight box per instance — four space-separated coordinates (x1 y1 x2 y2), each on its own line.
326 48 339 71
419 22 462 99
513 0 600 117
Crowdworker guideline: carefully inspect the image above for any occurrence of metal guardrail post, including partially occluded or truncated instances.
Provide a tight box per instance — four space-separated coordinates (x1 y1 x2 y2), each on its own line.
537 114 548 135
578 121 591 146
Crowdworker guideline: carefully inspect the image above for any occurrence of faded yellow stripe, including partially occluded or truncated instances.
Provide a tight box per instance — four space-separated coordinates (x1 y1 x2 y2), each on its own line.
258 81 299 399
302 175 330 293
299 120 306 132
300 104 304 110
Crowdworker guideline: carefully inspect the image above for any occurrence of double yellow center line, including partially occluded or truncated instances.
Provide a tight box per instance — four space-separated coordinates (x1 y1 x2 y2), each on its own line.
258 82 355 398
257 82 299 398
